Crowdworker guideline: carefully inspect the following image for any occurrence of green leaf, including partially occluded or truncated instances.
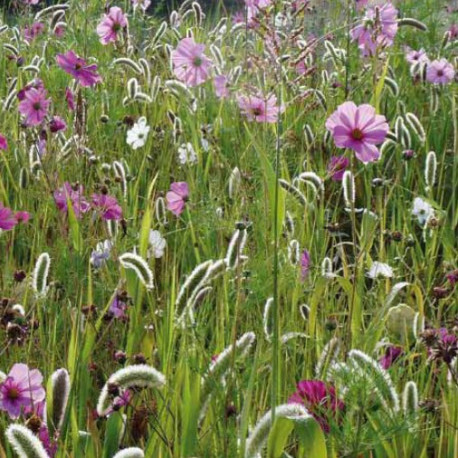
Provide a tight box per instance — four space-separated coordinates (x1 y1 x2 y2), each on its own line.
102 412 123 458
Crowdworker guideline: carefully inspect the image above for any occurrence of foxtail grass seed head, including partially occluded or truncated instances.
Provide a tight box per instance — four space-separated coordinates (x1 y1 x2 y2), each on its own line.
228 167 241 200
263 297 273 341
405 113 426 144
245 404 310 458
321 257 335 278
398 18 428 31
402 381 419 415
425 151 437 190
315 337 341 378
342 171 355 208
119 253 154 290
32 253 51 298
97 365 166 417
279 179 307 206
6 424 50 458
288 240 300 265
49 368 71 431
114 58 143 75
113 448 145 458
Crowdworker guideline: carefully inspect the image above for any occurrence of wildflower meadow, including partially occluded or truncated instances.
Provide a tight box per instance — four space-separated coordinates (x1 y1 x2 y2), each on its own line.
0 0 457 456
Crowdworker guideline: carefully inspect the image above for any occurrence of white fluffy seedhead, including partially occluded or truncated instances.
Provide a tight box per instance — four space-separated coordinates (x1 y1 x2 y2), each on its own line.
342 171 355 208
49 368 71 431
113 447 145 458
97 365 166 417
119 252 154 290
6 424 50 458
263 298 274 341
315 337 341 378
245 403 310 458
32 252 51 298
402 381 418 416
425 151 437 190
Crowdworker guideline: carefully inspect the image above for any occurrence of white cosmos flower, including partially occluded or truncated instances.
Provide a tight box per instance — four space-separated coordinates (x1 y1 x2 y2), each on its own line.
367 262 394 279
127 117 150 150
178 143 198 165
148 230 166 258
412 197 434 225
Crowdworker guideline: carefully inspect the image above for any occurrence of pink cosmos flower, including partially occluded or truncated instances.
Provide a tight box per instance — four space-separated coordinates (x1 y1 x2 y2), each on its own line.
351 3 398 56
24 0 41 4
56 51 102 87
18 88 50 127
426 59 455 85
0 363 46 419
0 204 18 230
54 24 66 38
237 93 284 123
446 269 458 286
24 22 45 42
166 182 189 216
65 87 75 111
325 102 389 163
96 7 128 45
328 156 350 181
0 134 7 151
54 182 90 218
109 295 128 319
17 79 44 101
405 48 429 65
92 193 123 220
288 380 344 433
214 74 229 99
171 38 213 87
49 116 67 133
245 0 271 23
15 211 30 224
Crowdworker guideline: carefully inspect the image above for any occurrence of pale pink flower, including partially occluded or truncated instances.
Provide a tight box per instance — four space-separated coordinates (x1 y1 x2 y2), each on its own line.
214 74 229 99
166 182 189 216
96 7 128 45
237 92 284 123
325 102 389 163
24 22 45 42
56 50 102 87
426 58 456 85
18 88 50 127
171 38 213 87
405 48 429 65
0 204 18 230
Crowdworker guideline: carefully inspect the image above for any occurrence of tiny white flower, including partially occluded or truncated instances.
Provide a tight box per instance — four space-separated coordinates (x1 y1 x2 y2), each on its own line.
201 137 209 152
178 143 198 165
412 197 434 225
367 262 394 279
127 117 150 150
148 230 166 258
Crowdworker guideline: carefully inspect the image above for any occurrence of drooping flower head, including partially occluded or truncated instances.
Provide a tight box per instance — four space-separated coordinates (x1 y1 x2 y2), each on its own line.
327 156 350 181
18 88 51 127
92 193 123 220
325 102 389 163
351 3 398 56
54 182 90 219
97 7 128 45
0 364 46 419
237 92 284 123
171 38 213 87
166 182 189 216
56 51 102 87
288 380 344 432
426 59 456 85
49 116 67 133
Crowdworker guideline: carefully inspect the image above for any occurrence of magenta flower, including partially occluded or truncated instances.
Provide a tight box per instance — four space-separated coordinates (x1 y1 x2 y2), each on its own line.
237 93 284 123
0 134 7 151
351 3 398 56
405 48 429 65
92 193 123 220
288 380 344 432
328 156 350 181
0 204 18 230
171 38 213 87
426 59 455 85
56 51 102 87
65 87 75 111
24 22 45 42
325 102 389 164
49 116 67 133
0 363 46 419
109 295 128 319
166 182 189 216
445 269 458 286
379 345 403 369
17 78 44 101
214 74 229 99
15 211 30 224
18 88 50 127
96 7 128 45
54 182 90 218
300 249 311 281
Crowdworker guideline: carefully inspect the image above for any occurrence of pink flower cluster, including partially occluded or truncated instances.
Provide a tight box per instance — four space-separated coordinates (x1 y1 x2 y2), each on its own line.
0 203 30 231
